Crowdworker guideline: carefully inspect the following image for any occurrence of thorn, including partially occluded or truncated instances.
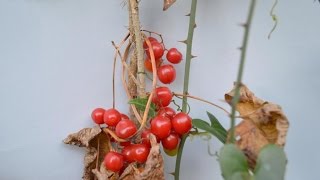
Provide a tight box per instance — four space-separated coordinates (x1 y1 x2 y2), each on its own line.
193 23 197 29
238 23 247 28
169 172 176 176
191 54 197 59
238 47 243 51
178 40 188 44
185 13 191 16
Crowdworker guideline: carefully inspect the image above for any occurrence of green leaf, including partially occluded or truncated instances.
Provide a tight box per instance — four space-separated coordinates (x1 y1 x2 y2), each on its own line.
207 111 227 136
219 144 250 180
254 144 287 180
192 119 226 143
128 98 157 118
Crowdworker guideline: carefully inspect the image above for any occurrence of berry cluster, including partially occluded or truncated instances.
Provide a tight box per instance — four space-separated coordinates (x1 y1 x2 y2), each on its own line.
143 36 183 84
89 35 191 173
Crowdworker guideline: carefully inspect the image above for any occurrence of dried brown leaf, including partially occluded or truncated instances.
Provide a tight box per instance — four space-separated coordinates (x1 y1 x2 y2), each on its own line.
225 84 289 167
119 134 164 180
163 0 176 11
64 126 112 180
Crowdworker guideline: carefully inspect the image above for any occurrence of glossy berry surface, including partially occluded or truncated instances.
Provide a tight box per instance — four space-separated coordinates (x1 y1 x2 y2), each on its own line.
145 41 164 59
104 152 124 172
144 58 162 72
150 116 172 139
143 37 158 49
161 132 180 150
171 112 192 135
103 108 121 126
157 64 176 84
166 48 183 64
115 119 137 139
91 108 105 124
152 86 173 107
157 107 176 120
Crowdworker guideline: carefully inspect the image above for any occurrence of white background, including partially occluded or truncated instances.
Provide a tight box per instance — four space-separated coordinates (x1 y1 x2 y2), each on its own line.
0 0 319 179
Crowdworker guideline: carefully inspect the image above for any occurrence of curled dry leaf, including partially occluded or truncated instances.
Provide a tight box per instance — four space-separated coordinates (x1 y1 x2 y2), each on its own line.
163 0 177 11
225 84 289 168
64 126 112 180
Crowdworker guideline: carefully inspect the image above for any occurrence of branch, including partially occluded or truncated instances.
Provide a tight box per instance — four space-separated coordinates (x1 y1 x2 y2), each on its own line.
229 0 257 143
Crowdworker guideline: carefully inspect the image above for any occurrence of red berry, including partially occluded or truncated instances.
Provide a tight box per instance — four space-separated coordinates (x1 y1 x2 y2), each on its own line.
120 141 132 147
115 119 137 139
161 132 180 150
104 152 124 172
166 48 183 64
145 41 164 59
122 146 135 163
131 144 150 163
143 37 158 49
141 129 160 147
91 108 105 124
121 114 129 120
103 108 121 126
151 116 172 139
152 87 172 107
157 107 176 120
144 58 162 72
157 64 176 84
171 112 192 135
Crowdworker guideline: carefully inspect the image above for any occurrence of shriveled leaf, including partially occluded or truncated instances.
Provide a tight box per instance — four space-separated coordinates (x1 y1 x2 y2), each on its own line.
207 111 227 136
163 0 176 11
219 144 250 180
231 120 269 169
64 126 112 180
225 84 289 167
193 119 226 143
254 144 287 180
225 84 289 146
128 98 157 118
119 134 165 180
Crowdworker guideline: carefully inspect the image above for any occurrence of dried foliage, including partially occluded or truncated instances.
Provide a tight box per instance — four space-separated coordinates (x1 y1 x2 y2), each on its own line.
64 126 112 180
225 84 289 168
163 0 177 11
64 128 164 180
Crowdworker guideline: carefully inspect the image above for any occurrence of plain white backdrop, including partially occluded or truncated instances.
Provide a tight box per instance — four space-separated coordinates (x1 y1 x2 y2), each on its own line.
0 0 319 179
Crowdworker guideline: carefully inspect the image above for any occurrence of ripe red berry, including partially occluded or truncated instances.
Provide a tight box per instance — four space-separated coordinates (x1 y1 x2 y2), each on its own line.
157 64 176 84
166 48 183 64
144 58 162 72
150 116 172 139
121 114 129 120
152 86 173 107
143 37 158 49
91 108 105 124
103 108 121 127
115 119 137 139
161 132 180 150
171 112 192 135
157 107 176 120
104 152 124 172
122 145 135 163
145 41 164 59
120 141 132 147
131 144 150 163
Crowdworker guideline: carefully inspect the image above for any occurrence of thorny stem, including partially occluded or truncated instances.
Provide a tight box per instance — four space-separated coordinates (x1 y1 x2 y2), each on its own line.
175 0 197 180
229 0 257 143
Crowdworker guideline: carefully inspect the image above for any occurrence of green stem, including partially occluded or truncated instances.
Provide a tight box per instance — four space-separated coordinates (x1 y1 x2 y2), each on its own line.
175 0 197 180
229 0 257 143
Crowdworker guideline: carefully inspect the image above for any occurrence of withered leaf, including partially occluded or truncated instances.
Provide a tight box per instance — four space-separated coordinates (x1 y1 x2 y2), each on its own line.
119 134 164 180
64 126 112 180
163 0 176 11
225 84 289 168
